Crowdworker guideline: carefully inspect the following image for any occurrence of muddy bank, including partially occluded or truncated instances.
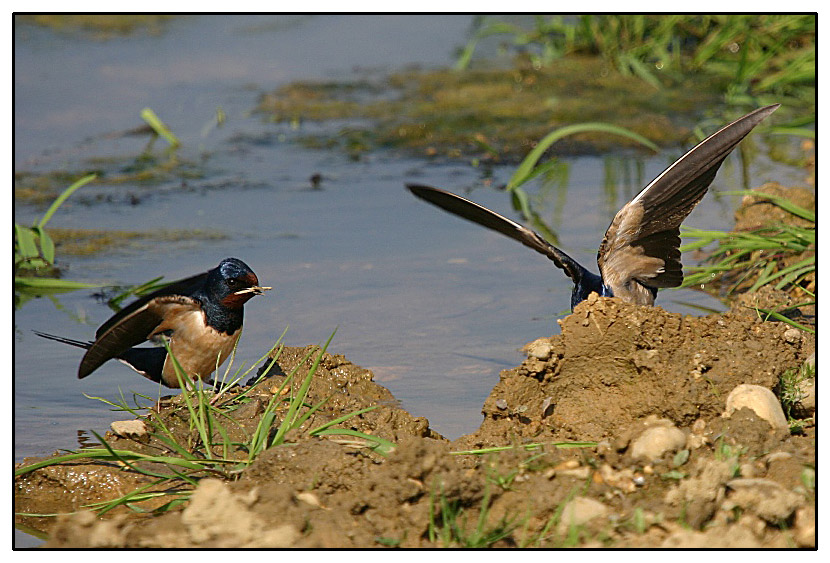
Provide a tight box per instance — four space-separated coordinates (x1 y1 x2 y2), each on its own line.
16 294 814 548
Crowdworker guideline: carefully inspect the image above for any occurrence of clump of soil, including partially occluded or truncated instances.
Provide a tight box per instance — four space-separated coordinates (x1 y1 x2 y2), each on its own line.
16 292 814 548
460 293 810 446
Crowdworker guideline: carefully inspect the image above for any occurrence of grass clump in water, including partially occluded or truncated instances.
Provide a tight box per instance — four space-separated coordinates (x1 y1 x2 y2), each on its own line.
17 14 177 37
258 61 715 162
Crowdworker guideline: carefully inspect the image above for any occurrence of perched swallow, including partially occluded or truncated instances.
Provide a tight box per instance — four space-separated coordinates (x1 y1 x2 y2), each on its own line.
407 105 778 309
35 257 271 388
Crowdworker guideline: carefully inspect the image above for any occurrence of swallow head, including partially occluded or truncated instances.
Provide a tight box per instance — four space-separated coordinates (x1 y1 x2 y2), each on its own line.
207 258 271 309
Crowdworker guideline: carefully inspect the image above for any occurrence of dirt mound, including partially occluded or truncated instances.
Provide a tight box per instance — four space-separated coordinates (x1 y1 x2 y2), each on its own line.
459 293 811 447
16 294 814 548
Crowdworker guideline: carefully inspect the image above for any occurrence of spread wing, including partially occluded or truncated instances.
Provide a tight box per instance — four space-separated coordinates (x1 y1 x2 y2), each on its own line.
95 271 209 338
79 295 202 379
597 104 779 303
406 184 585 283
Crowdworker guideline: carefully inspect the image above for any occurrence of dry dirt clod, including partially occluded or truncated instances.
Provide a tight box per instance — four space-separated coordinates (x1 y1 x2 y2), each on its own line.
723 478 803 524
793 506 815 547
523 338 554 360
110 420 149 441
557 497 609 533
629 424 686 461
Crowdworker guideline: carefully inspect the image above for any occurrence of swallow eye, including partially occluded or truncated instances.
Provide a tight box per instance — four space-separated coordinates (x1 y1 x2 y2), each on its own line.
226 278 242 289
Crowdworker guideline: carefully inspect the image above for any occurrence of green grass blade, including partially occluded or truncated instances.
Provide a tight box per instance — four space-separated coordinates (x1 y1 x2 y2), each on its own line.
14 276 102 289
450 441 597 455
270 330 337 448
37 173 97 229
15 224 40 260
314 428 397 455
508 123 659 190
140 108 180 147
722 190 815 222
309 405 379 434
754 308 815 334
32 226 55 263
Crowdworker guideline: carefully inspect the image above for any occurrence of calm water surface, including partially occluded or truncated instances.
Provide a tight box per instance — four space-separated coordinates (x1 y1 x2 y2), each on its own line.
14 14 805 475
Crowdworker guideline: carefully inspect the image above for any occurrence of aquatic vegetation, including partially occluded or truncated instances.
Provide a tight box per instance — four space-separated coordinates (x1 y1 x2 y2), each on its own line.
141 108 180 148
14 174 104 304
258 61 716 162
16 14 177 37
13 172 227 309
459 15 815 116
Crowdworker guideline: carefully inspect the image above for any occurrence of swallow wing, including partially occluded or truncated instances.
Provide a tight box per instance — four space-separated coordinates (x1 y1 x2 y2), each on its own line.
79 294 202 379
597 104 779 302
95 271 209 339
407 184 585 283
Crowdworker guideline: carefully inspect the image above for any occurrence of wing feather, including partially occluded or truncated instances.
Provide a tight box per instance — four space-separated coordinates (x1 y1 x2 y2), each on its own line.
79 295 201 379
598 104 778 300
406 184 585 283
95 271 209 338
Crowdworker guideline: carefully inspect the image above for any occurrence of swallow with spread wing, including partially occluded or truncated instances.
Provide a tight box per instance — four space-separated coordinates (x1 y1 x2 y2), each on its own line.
35 257 271 388
407 104 778 310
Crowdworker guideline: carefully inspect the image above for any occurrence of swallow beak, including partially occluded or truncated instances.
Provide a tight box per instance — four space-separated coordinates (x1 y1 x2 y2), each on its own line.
234 285 272 296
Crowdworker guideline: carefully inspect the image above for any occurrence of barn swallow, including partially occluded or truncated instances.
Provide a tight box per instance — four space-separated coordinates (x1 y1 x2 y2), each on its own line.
407 104 779 309
34 257 271 388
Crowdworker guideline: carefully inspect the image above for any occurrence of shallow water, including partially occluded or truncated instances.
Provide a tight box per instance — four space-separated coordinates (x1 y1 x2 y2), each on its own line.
14 13 805 476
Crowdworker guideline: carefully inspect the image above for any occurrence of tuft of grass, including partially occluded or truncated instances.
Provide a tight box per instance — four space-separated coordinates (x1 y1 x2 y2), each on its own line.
681 190 815 303
15 329 396 517
775 361 814 434
15 173 97 276
14 174 106 306
427 482 516 548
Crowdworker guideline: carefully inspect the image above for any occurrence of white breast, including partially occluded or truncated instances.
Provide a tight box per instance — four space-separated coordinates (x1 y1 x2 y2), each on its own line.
160 310 241 387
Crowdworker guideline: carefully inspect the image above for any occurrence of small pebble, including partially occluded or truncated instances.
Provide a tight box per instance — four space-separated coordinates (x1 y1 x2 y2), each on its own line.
295 492 323 508
541 397 555 418
557 497 609 533
555 460 580 471
724 384 788 430
783 328 802 344
795 378 815 415
524 338 553 360
495 399 508 410
560 467 591 479
764 451 793 466
110 420 148 440
630 425 686 461
794 506 815 547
